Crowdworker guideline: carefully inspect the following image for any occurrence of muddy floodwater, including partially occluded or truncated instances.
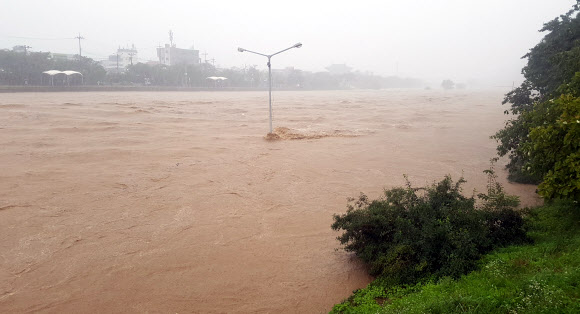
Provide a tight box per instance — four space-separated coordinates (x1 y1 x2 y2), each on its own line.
0 90 540 313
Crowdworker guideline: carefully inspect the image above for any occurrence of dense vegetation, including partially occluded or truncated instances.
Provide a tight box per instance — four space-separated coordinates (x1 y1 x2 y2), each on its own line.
120 62 419 89
0 49 422 89
331 168 528 286
331 200 580 313
492 1 580 200
0 51 106 85
522 92 580 200
331 3 580 312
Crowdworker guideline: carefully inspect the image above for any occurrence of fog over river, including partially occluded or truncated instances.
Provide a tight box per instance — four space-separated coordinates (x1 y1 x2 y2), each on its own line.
0 90 540 313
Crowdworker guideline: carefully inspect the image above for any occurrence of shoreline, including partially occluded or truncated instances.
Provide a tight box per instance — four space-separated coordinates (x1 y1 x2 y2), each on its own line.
0 86 508 93
0 85 266 93
0 85 370 93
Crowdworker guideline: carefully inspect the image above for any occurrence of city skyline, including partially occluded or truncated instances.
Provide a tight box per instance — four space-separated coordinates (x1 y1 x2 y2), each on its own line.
0 0 575 85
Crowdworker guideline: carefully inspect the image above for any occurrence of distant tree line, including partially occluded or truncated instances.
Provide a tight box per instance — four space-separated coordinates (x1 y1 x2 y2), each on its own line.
0 50 106 85
0 49 423 89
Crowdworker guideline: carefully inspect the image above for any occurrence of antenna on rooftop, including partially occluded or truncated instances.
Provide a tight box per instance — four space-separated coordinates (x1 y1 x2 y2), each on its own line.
169 30 174 47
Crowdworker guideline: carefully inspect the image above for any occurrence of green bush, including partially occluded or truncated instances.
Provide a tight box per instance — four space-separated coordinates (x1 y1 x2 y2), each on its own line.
331 172 528 286
522 94 580 200
493 2 580 184
331 200 580 314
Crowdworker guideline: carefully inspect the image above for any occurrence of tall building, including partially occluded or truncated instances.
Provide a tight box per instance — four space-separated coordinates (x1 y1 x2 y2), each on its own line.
101 45 138 73
157 44 200 66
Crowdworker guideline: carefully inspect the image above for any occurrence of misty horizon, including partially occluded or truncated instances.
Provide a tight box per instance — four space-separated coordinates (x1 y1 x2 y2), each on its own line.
0 0 575 86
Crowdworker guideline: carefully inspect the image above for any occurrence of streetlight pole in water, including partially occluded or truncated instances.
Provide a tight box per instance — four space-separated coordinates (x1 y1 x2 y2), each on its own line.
237 42 302 134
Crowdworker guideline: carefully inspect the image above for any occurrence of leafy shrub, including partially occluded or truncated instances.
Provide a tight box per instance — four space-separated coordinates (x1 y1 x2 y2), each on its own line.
493 3 580 183
331 171 528 285
331 200 580 313
478 160 529 247
522 94 580 200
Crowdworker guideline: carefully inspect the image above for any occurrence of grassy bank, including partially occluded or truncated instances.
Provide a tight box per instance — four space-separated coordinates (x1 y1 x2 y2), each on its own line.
331 200 580 313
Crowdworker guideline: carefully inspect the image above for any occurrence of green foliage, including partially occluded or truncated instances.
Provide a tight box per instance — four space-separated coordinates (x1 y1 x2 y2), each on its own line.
521 94 580 200
54 56 106 85
0 48 422 88
122 62 220 86
330 285 390 314
331 172 527 287
493 2 580 185
331 200 580 313
477 159 521 212
524 2 580 95
0 50 106 85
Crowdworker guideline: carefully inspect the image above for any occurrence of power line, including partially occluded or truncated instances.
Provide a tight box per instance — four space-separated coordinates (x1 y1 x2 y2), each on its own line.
1 35 75 40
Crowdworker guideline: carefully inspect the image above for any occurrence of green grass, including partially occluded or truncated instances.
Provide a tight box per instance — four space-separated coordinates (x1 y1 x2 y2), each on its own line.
331 200 580 313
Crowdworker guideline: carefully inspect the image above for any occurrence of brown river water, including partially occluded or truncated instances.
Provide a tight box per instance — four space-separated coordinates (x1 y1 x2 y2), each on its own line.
0 90 541 313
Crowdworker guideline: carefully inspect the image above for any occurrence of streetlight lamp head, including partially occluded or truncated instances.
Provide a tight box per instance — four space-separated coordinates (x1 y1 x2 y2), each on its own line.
238 47 245 52
293 43 302 48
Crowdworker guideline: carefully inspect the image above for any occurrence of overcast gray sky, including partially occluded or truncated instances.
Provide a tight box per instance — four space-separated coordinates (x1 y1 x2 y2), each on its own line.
0 0 575 85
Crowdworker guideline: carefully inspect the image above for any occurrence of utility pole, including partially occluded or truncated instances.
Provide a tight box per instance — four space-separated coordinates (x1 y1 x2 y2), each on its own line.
22 45 32 54
209 58 216 67
75 33 85 59
128 51 135 66
201 51 208 63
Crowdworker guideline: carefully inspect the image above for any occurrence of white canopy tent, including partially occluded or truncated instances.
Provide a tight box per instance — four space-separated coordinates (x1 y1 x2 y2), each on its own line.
43 70 64 76
206 76 228 81
62 71 83 76
206 76 228 88
42 70 83 86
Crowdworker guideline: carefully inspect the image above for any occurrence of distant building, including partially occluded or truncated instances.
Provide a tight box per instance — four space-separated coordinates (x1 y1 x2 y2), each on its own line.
157 43 200 66
50 52 77 61
100 45 138 73
326 64 352 75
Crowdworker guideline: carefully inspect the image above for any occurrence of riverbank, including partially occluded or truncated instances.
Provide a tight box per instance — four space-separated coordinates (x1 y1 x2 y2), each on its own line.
330 200 580 313
0 85 362 93
0 85 264 93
